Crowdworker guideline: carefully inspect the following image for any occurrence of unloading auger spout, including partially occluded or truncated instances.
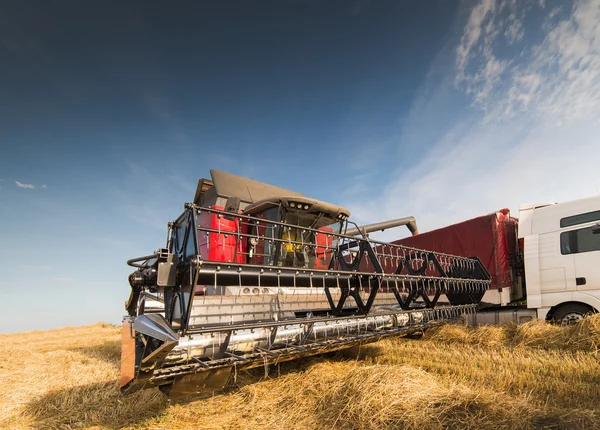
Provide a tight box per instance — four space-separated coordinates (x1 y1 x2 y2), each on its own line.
120 170 490 398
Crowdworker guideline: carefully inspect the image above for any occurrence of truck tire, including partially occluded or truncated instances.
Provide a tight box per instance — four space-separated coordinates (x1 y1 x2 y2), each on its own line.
551 304 593 326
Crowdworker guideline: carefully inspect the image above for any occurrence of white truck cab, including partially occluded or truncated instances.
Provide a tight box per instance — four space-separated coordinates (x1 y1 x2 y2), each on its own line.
519 195 600 324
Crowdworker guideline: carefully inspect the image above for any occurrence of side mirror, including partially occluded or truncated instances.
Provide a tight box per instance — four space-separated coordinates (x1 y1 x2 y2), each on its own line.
592 223 600 235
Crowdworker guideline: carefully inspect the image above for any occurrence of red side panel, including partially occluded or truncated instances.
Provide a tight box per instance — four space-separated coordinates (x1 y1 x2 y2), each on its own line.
392 211 518 290
315 226 334 269
198 206 247 263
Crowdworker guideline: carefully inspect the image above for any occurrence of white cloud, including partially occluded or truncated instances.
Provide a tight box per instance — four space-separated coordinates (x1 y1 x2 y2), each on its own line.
505 13 525 44
345 0 600 235
41 184 47 189
15 181 35 189
454 0 545 114
455 0 495 75
496 2 600 123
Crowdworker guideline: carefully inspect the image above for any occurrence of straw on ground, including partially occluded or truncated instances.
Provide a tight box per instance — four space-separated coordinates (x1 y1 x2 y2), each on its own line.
1 315 599 429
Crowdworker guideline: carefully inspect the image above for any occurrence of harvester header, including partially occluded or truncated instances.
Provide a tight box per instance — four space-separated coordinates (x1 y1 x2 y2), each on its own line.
121 170 490 398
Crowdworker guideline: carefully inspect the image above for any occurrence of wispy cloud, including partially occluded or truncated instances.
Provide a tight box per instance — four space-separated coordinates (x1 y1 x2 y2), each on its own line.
456 0 600 122
455 0 495 77
22 265 52 270
453 0 547 116
15 181 35 189
41 184 47 189
346 0 600 236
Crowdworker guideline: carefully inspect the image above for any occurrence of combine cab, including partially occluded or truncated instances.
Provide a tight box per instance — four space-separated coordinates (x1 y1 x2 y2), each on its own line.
121 170 490 398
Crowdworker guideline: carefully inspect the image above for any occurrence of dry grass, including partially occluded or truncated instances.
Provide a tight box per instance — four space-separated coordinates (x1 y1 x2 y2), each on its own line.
1 316 599 429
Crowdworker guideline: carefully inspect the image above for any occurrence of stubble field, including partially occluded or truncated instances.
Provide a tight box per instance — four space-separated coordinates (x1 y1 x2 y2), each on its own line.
1 315 599 429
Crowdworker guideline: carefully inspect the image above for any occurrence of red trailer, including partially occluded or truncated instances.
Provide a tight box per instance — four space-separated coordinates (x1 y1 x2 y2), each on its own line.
392 209 523 305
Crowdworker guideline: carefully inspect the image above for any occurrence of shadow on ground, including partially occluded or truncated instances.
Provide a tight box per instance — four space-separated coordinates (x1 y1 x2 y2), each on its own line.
24 338 391 428
22 349 337 428
23 340 165 428
68 340 122 366
24 380 168 430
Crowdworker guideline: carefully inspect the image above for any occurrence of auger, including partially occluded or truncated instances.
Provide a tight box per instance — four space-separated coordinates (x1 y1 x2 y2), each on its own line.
120 170 490 398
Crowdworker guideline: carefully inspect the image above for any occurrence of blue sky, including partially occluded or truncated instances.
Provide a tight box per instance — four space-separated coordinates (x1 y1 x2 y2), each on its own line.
1 0 599 332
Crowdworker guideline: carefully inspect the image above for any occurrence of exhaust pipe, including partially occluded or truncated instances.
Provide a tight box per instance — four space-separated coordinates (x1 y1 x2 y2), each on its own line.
345 216 419 238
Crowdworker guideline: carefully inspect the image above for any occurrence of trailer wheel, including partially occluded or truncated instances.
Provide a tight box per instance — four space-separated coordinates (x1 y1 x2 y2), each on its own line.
551 304 593 326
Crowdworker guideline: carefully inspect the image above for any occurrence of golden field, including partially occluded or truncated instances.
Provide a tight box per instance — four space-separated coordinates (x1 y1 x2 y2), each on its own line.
1 315 599 430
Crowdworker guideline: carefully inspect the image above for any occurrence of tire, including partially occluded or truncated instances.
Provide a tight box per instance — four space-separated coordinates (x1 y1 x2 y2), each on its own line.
551 304 593 326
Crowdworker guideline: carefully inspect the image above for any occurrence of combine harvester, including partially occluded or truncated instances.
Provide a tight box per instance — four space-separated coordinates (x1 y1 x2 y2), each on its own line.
121 170 490 398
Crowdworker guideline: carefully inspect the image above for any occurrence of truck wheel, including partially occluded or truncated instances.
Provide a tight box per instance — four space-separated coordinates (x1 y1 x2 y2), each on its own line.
551 304 592 326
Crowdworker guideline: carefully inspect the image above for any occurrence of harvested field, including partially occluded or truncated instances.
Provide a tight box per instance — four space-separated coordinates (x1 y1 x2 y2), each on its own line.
1 316 599 430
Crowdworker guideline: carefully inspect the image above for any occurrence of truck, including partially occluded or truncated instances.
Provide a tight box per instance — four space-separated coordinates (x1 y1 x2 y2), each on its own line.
121 170 491 398
393 196 600 326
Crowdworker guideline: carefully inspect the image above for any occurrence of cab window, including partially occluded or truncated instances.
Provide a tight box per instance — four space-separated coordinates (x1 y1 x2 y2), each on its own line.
561 226 600 255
